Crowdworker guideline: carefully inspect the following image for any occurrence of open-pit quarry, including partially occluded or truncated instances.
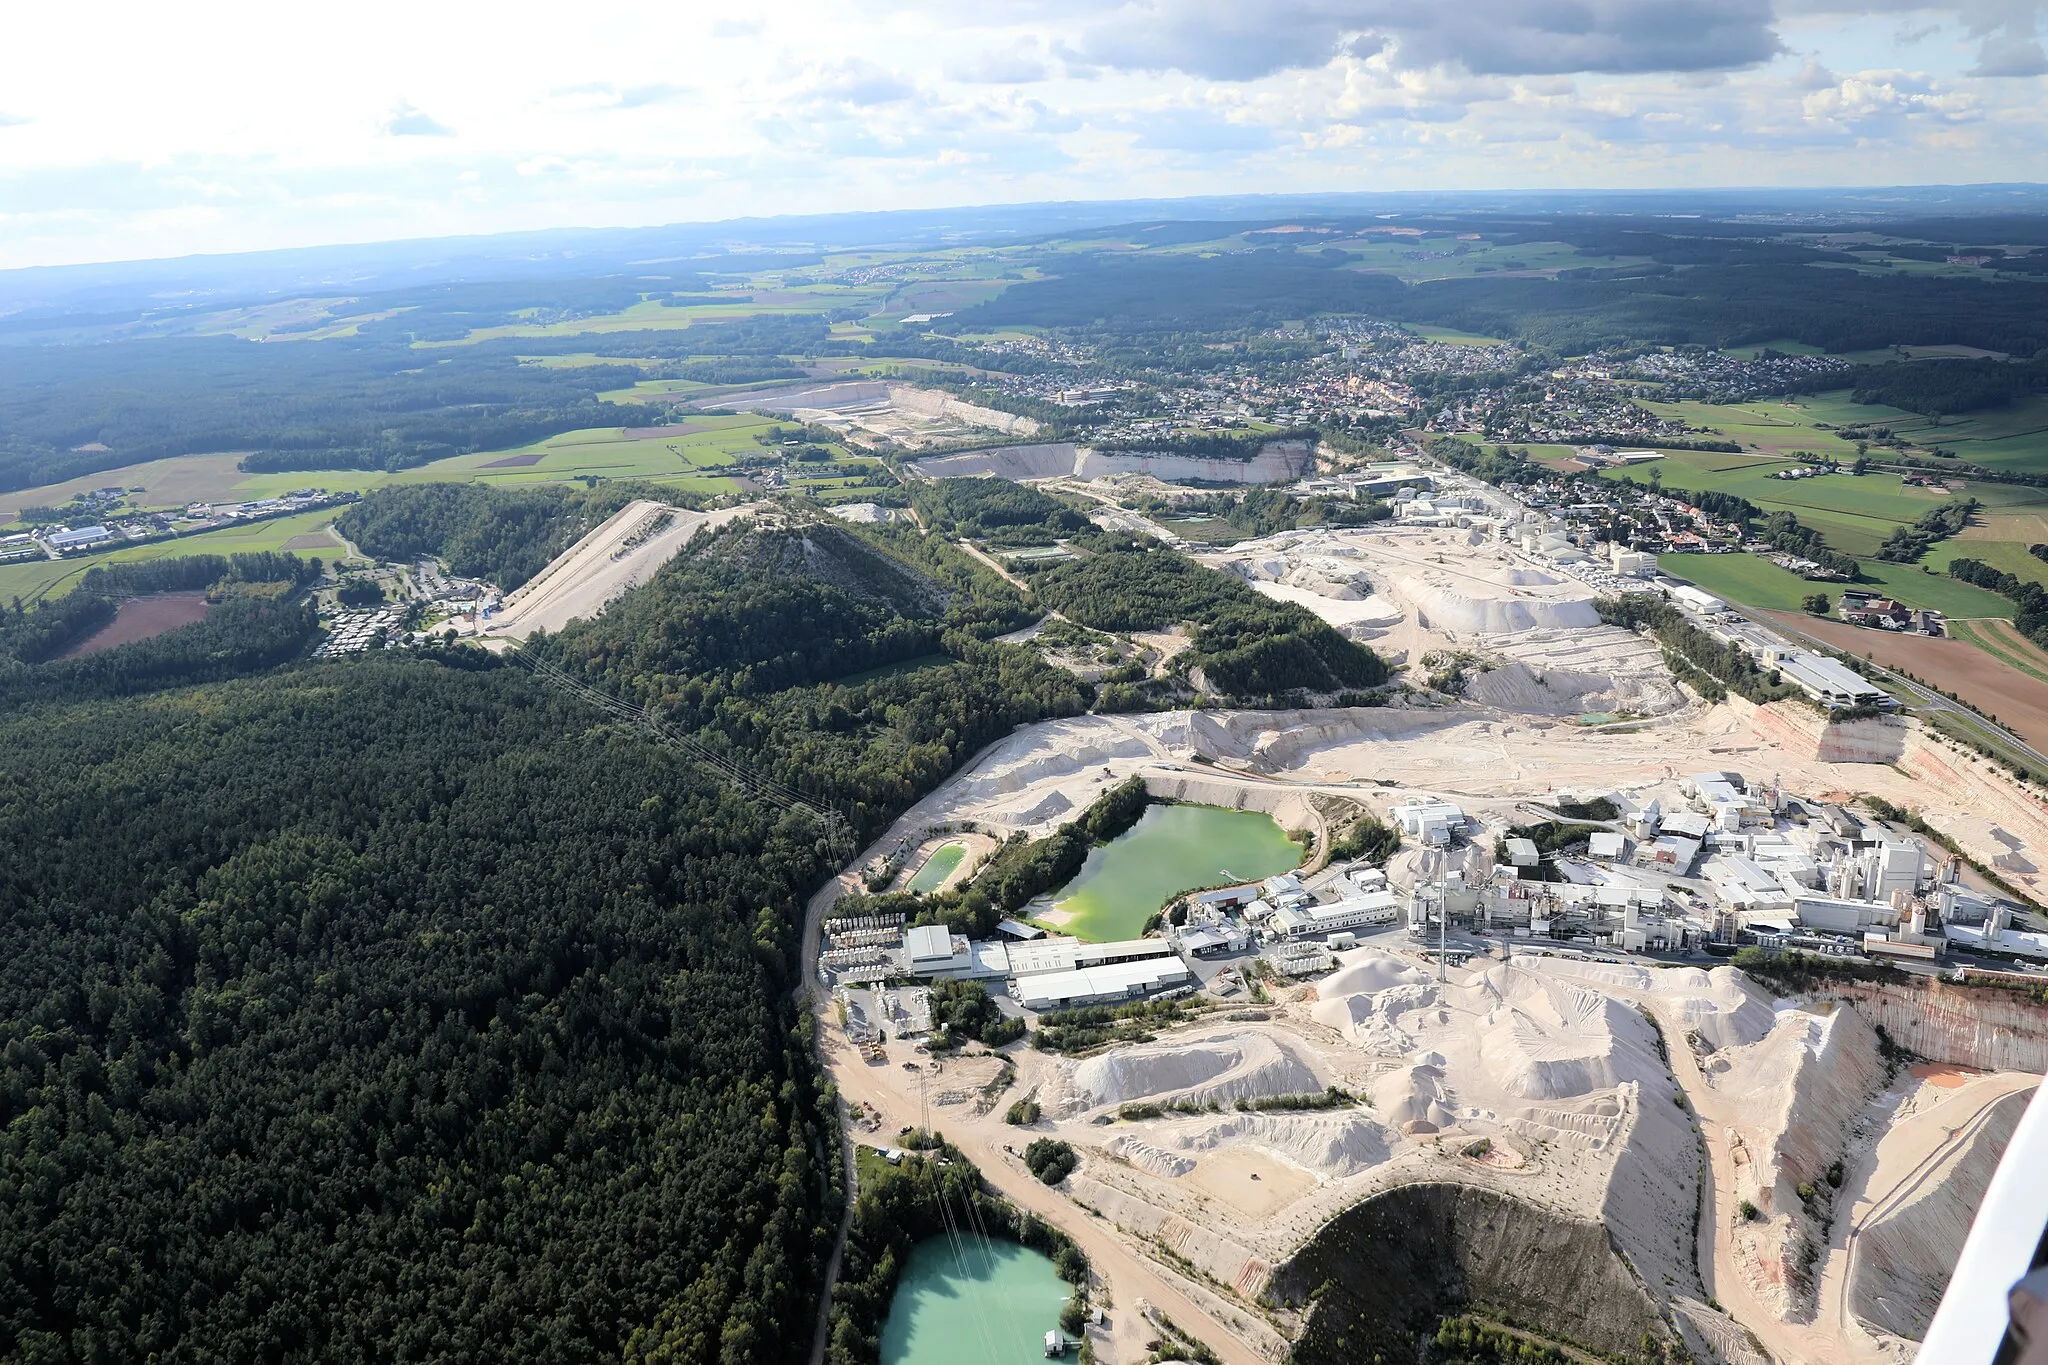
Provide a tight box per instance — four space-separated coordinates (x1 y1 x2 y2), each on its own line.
908 438 1315 486
806 561 2048 1362
1204 524 1688 719
732 381 1040 449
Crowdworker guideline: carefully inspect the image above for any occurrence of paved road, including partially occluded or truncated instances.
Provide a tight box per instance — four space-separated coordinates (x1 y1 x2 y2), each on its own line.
1732 603 2048 770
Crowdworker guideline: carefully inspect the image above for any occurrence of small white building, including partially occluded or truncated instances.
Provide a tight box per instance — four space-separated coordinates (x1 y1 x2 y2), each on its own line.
1391 800 1465 847
1504 837 1541 869
1268 891 1403 938
1668 584 1726 614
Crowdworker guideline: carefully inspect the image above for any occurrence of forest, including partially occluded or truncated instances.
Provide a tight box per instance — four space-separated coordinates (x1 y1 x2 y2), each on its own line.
0 659 845 1363
1023 539 1390 700
951 244 2048 359
905 477 1089 542
0 338 678 490
336 482 698 591
0 498 1109 1361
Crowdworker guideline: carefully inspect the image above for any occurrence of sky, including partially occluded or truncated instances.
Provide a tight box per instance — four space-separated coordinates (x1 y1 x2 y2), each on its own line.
0 0 2045 270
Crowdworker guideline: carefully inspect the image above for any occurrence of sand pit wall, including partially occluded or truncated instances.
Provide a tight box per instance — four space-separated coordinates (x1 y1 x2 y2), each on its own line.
1140 772 1323 831
1851 1085 2032 1340
1757 1010 1887 1210
1065 1173 1274 1300
1819 977 2048 1073
1740 699 1907 764
1177 706 1439 772
1075 439 1313 486
1271 1183 1672 1364
1598 1033 1709 1305
908 443 1081 480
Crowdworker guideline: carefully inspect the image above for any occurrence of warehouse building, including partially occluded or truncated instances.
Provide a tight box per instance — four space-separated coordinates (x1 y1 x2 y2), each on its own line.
1013 957 1194 1011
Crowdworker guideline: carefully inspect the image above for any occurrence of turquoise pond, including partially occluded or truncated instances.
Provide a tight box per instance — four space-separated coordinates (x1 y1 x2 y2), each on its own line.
880 1235 1071 1365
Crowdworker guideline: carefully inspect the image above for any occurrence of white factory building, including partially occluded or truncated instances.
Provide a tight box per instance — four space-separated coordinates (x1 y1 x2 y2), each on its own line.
1268 890 1403 939
1013 957 1194 1011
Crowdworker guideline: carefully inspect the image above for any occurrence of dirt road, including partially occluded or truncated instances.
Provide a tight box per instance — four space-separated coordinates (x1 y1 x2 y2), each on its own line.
799 865 1276 1365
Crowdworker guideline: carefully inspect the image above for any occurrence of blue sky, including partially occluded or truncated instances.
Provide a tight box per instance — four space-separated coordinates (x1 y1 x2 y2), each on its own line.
0 0 2043 268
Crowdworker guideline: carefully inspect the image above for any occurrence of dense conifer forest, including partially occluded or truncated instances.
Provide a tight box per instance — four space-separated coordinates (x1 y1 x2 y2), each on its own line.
0 518 1088 1362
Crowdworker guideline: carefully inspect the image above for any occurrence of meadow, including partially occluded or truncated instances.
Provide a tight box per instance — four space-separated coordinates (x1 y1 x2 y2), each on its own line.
1650 391 2048 473
1656 551 2017 620
1602 447 2048 559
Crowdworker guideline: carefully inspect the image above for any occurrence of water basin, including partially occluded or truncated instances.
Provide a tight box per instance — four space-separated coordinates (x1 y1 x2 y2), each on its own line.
1050 802 1302 942
881 1234 1072 1365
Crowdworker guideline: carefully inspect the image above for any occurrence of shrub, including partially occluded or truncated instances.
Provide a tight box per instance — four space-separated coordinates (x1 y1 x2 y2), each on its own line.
1023 1138 1078 1185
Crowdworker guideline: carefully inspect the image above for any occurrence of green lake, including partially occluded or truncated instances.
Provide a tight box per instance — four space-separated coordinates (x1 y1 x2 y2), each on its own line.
1050 802 1302 941
907 842 967 893
880 1235 1071 1365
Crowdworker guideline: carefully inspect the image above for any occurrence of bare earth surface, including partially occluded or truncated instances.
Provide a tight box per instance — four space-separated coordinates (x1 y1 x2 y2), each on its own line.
57 591 212 657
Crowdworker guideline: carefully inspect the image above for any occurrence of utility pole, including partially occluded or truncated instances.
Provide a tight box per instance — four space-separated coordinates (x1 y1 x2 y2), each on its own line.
1437 849 1449 983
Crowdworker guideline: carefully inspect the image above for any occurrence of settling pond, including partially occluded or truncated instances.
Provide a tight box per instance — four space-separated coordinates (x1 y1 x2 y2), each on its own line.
1050 802 1302 941
880 1235 1071 1365
907 842 967 893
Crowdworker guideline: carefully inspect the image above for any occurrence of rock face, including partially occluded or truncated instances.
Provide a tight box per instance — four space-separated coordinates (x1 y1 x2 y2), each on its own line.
1820 977 2048 1074
1271 1182 1670 1363
907 438 1313 485
1743 700 1908 764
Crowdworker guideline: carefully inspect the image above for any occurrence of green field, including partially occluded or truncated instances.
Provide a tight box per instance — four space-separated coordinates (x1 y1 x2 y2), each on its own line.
0 416 793 600
1927 538 2048 590
392 415 777 485
0 509 352 604
1652 391 2048 473
1657 551 2017 619
1605 447 2048 559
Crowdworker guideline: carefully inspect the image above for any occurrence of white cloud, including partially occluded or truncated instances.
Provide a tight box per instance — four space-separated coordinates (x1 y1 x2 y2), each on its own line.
381 101 454 138
0 0 2041 268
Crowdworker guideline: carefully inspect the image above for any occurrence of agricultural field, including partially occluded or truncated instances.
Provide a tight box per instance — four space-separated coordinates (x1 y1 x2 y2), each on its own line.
392 414 776 486
0 508 351 605
1603 446 2048 558
1657 550 2017 619
1651 391 2048 473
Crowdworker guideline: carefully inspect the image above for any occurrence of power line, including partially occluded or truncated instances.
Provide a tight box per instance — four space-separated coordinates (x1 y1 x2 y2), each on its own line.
507 645 856 855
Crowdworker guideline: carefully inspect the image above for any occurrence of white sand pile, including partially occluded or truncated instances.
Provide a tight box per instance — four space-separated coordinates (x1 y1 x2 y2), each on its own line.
1374 1059 1459 1133
1247 581 1405 629
1310 951 1440 1051
1051 1031 1325 1116
1465 659 1681 717
1398 572 1602 634
1321 952 1433 998
1167 1111 1396 1178
1537 960 1777 1052
1311 982 1439 1053
1104 1134 1198 1178
1471 970 1660 1102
